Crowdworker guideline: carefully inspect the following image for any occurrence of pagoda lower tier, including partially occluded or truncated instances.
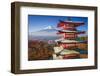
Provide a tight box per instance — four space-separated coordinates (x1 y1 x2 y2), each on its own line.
55 39 85 49
53 46 80 59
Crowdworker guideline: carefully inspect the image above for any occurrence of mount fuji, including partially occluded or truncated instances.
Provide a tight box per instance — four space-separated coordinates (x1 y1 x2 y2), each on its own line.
43 26 54 29
29 26 60 41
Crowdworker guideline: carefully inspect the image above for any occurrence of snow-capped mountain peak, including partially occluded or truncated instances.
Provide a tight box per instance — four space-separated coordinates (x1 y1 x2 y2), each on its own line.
43 26 54 29
29 25 61 41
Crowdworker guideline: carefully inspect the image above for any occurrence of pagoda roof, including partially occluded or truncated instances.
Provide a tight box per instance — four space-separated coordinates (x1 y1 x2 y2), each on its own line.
57 30 85 34
53 46 63 54
55 39 79 43
58 30 77 33
58 20 85 27
60 49 80 55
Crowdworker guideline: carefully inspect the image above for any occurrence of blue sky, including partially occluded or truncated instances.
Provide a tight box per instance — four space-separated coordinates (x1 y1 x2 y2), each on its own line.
28 15 88 33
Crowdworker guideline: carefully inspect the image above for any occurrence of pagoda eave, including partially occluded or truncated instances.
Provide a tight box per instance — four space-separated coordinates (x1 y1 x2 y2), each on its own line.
60 50 80 55
59 42 80 44
57 30 85 34
56 39 78 43
57 30 77 33
57 41 87 44
58 20 85 27
55 39 87 44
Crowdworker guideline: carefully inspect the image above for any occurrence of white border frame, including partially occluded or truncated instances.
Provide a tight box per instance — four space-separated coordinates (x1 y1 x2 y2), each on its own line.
20 6 95 70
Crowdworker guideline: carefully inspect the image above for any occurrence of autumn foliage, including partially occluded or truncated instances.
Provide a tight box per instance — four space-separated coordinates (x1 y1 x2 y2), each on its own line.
28 40 54 60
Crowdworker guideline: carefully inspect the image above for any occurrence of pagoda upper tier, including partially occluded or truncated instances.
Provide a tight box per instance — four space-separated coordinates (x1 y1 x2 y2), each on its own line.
58 20 85 28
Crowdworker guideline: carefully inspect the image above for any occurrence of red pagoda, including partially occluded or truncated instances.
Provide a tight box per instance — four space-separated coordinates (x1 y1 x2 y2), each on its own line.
53 19 85 59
